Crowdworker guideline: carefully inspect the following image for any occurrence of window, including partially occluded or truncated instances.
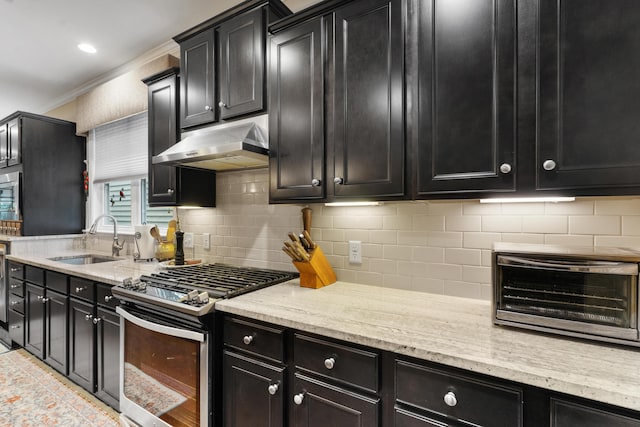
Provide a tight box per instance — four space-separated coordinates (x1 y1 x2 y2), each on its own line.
87 113 173 233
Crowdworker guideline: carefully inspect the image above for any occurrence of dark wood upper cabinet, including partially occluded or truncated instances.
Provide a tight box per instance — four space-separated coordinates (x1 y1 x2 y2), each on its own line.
535 0 640 194
7 118 20 167
269 17 325 201
332 0 405 199
179 29 216 129
415 0 517 197
143 68 216 207
219 7 265 120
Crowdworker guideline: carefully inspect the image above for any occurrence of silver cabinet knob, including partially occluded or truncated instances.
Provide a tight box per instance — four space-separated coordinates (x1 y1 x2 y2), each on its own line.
93 317 102 325
10 324 20 329
10 284 20 289
10 301 18 306
104 295 113 303
204 105 212 111
219 101 227 108
293 393 305 405
444 391 458 407
243 335 254 345
324 357 335 370
75 287 86 293
168 188 174 194
268 383 279 395
85 314 93 321
36 295 43 301
311 178 321 187
41 297 49 304
10 267 19 272
542 159 557 171
499 163 512 174
334 177 344 185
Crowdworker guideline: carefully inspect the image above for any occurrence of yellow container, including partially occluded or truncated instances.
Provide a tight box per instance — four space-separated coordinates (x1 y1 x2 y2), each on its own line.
155 240 175 261
292 246 337 289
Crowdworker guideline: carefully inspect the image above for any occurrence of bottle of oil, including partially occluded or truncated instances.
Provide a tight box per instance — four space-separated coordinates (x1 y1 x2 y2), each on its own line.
174 230 184 266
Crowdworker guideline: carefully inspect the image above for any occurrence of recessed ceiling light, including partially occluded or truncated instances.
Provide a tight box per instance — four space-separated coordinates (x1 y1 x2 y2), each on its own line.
77 43 97 54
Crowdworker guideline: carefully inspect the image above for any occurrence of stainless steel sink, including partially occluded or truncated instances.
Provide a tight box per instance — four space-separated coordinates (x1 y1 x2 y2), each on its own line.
48 254 121 265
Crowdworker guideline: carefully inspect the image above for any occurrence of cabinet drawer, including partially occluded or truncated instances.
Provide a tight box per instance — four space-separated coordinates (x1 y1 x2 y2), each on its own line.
25 265 44 285
551 398 640 427
46 270 68 294
224 317 285 363
96 283 118 308
8 262 23 279
8 309 24 347
8 278 23 297
8 293 24 314
70 277 95 302
396 359 523 427
294 333 379 393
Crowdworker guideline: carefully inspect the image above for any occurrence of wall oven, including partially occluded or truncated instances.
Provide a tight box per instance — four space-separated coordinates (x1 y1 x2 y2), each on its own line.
493 243 640 347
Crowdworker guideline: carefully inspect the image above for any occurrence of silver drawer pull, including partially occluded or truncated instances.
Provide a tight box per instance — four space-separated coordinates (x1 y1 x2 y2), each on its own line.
93 317 102 325
10 284 20 289
268 383 279 395
85 314 93 321
324 357 335 370
293 393 305 405
444 391 458 407
104 295 113 303
75 287 86 293
243 335 254 345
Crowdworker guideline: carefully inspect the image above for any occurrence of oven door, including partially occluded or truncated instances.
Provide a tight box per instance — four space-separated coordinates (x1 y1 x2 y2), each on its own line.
117 306 209 427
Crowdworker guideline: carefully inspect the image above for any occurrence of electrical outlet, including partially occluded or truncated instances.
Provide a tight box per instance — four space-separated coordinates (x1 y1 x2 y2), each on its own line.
183 232 194 249
203 233 210 250
349 240 362 264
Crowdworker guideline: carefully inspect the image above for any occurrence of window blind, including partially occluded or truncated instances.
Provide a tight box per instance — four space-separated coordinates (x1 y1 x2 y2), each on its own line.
92 112 148 183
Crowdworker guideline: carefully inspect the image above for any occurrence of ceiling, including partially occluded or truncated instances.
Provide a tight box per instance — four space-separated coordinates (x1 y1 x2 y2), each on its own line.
0 0 317 120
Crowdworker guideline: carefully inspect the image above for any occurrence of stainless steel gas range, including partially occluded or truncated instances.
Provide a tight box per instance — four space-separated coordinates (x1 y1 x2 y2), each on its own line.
112 263 297 427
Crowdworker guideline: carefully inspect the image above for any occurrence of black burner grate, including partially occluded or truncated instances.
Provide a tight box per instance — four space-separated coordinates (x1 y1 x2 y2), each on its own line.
139 263 298 298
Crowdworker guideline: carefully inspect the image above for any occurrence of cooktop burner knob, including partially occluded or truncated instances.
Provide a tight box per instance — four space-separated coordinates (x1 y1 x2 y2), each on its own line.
196 292 210 304
122 277 133 288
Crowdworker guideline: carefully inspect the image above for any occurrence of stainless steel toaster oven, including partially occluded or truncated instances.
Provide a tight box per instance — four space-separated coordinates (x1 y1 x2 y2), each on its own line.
493 243 640 347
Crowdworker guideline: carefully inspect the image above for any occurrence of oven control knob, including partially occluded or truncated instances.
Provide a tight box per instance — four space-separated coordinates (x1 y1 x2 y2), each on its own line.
122 277 133 288
137 282 147 291
243 335 254 345
187 290 199 301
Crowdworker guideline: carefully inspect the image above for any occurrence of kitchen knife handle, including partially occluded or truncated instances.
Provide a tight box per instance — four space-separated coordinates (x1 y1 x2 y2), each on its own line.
302 207 312 233
303 230 316 250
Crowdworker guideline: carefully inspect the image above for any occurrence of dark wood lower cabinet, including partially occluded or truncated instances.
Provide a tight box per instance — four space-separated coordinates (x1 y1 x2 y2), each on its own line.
24 283 45 358
395 408 448 427
96 307 120 410
68 298 95 392
292 373 379 427
551 398 640 427
45 290 68 374
223 350 285 427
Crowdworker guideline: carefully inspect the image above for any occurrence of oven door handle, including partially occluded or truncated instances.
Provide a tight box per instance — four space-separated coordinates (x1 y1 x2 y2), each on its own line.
497 255 639 275
116 306 205 342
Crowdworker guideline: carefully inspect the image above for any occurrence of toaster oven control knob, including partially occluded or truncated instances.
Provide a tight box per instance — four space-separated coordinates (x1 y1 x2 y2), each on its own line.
243 335 254 345
444 391 458 407
268 383 279 395
542 159 557 171
324 357 336 370
293 393 305 405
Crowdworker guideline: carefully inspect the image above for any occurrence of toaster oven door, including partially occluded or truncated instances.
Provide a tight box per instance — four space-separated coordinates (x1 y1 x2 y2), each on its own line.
495 255 639 342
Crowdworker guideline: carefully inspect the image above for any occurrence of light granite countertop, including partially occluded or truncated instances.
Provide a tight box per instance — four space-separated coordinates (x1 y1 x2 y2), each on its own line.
216 279 640 412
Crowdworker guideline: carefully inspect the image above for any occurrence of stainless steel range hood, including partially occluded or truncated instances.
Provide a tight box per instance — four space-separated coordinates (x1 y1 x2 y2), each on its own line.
152 122 268 171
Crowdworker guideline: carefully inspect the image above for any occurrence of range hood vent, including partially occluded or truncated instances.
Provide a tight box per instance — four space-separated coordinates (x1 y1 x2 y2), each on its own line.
152 122 268 171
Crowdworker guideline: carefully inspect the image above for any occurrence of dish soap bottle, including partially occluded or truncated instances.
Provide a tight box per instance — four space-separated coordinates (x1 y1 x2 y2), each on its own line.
174 230 184 266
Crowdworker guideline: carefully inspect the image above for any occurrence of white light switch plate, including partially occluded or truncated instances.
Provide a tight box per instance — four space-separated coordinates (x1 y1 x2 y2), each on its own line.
183 232 194 248
349 240 362 264
203 233 210 250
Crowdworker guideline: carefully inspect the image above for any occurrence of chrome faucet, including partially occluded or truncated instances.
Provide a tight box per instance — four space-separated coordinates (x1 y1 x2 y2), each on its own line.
88 214 124 256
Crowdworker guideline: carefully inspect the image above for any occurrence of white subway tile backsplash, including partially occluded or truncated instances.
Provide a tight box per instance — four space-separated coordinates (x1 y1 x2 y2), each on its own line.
176 170 640 302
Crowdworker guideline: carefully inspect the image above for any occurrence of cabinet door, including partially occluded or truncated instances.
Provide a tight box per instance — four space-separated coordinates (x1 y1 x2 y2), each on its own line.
25 283 45 358
45 290 68 375
551 398 640 427
180 29 216 128
223 351 284 427
536 0 640 192
332 0 404 199
7 118 20 167
416 0 516 196
219 7 265 119
8 309 24 347
96 307 120 410
0 123 7 167
269 17 325 201
147 71 178 205
68 298 95 392
292 373 379 427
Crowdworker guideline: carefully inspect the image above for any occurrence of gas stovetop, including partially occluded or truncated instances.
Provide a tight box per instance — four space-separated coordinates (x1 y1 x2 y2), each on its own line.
111 263 298 316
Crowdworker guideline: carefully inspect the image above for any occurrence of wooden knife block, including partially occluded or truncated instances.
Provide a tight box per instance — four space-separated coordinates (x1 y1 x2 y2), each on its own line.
292 246 337 289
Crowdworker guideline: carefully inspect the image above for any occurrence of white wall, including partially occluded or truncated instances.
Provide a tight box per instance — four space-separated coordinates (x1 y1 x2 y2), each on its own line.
178 169 640 300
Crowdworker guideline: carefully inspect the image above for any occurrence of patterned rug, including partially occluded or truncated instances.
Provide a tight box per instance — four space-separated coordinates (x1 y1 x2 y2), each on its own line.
0 349 119 426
